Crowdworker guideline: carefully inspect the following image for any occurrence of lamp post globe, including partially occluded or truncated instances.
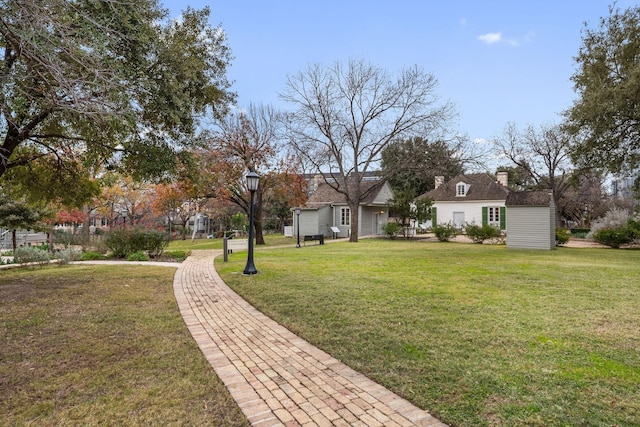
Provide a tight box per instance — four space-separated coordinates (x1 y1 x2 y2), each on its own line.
294 207 301 248
243 172 260 275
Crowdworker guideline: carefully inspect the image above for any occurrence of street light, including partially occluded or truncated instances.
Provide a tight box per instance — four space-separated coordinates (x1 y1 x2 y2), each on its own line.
243 171 260 275
294 207 301 248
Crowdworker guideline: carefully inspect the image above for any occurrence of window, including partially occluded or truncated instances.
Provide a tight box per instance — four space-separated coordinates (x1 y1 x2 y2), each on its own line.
488 207 500 225
456 183 466 196
340 207 350 226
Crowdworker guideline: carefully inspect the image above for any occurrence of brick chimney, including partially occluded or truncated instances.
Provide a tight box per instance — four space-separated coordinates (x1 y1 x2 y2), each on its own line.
496 171 508 187
435 176 445 189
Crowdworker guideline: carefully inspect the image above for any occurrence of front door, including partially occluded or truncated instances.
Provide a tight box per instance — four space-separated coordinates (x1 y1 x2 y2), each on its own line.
453 212 465 229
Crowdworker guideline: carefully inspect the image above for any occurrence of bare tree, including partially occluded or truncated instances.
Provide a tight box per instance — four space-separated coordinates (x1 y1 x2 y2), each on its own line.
281 58 454 242
493 122 575 225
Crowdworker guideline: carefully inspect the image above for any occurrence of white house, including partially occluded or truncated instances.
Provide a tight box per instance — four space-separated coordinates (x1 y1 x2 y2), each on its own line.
419 173 510 230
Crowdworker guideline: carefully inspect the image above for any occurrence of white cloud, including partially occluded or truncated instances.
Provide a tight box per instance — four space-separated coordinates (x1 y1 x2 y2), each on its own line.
478 30 535 47
478 32 502 44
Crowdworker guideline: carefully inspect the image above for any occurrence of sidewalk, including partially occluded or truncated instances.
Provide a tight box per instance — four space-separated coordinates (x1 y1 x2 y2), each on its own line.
173 250 446 427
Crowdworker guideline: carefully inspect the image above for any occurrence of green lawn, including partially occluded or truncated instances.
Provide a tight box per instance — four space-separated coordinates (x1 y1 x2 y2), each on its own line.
167 233 294 251
0 265 249 426
217 239 640 427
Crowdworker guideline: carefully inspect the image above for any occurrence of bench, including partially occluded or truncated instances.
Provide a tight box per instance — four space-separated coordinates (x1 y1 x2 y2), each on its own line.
303 234 324 245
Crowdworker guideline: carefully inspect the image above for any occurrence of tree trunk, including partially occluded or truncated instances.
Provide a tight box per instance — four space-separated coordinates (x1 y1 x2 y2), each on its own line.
48 226 54 253
349 201 359 242
11 230 17 252
254 191 265 245
255 217 265 245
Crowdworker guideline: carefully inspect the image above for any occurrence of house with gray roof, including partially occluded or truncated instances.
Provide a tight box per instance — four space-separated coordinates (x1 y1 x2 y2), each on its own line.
296 178 394 238
419 172 510 230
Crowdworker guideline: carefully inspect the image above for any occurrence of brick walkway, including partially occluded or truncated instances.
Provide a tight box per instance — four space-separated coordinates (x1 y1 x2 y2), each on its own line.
173 250 446 427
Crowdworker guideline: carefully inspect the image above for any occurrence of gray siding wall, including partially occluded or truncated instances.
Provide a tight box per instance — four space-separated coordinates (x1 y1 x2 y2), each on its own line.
298 210 319 236
361 207 373 236
549 200 556 245
317 206 332 236
506 206 554 250
332 206 350 237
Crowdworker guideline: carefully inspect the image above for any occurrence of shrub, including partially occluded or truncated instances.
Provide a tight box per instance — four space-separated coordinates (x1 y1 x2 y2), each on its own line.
104 228 170 258
148 230 171 258
570 228 590 236
55 248 82 264
627 218 640 235
104 229 131 258
592 225 636 248
53 229 87 248
381 222 402 239
81 251 107 261
127 251 148 261
588 207 632 238
14 246 50 266
465 223 502 244
556 228 571 246
433 222 458 242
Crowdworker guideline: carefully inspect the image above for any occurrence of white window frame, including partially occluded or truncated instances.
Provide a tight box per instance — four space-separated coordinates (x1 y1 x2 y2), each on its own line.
340 207 351 226
456 183 467 196
488 206 500 225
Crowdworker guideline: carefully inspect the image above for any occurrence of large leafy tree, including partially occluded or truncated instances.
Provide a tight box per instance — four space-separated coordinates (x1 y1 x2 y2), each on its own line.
0 196 41 251
0 0 233 202
386 187 432 236
566 4 640 174
282 58 454 242
381 136 465 196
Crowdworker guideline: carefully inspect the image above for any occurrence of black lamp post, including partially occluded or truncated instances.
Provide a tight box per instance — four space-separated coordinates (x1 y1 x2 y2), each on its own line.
243 171 260 275
295 207 301 248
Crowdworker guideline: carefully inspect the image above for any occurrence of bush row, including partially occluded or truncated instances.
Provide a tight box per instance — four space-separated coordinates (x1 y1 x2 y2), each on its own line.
104 228 170 258
10 246 82 266
592 218 640 248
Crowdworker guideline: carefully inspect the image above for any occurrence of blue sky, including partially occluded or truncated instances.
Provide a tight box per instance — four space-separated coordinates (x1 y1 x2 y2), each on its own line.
163 1 634 143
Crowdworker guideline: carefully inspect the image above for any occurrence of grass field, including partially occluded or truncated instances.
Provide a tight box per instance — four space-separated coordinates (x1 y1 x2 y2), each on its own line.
166 233 294 251
217 239 640 426
0 265 249 426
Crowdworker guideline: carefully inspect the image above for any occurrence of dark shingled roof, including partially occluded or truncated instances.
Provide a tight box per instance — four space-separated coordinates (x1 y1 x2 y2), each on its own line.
506 191 553 206
306 180 385 208
420 173 509 201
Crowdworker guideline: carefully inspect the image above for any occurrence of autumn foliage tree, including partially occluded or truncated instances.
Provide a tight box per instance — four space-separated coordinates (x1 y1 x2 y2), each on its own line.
205 103 304 244
151 182 199 239
264 163 309 231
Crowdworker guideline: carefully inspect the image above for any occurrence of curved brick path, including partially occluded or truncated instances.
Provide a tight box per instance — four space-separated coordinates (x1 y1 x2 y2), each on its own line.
173 250 446 427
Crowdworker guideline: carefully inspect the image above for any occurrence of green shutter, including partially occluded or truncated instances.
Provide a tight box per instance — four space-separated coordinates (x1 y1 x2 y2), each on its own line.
500 207 506 230
431 207 437 228
482 206 488 226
